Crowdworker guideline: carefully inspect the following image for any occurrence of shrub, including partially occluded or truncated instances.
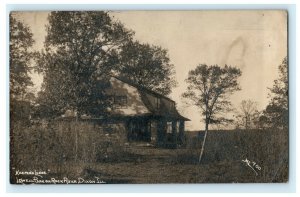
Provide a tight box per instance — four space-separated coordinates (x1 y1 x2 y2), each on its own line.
10 119 130 182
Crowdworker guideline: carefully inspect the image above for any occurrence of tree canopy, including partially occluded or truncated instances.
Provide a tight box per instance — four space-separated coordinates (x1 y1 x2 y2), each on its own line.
36 11 133 118
10 14 35 121
263 57 288 129
115 41 177 95
182 64 241 163
36 11 177 118
235 100 259 130
10 15 34 101
182 64 242 130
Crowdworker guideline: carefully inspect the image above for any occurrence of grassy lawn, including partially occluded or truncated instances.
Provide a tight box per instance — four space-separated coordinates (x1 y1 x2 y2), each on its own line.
71 129 288 183
71 144 269 183
11 121 288 184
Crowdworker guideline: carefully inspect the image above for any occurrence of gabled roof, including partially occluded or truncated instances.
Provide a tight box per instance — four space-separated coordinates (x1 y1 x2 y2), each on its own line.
112 76 175 102
112 76 190 121
140 92 190 121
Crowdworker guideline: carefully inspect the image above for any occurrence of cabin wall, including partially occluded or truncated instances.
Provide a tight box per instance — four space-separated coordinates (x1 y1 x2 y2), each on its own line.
106 78 150 116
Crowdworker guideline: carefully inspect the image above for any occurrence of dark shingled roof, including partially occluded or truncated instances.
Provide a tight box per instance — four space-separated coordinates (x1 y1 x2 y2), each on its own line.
113 76 190 121
113 76 175 102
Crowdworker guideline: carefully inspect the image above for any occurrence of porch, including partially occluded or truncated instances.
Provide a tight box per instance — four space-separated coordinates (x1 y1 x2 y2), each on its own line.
126 116 186 148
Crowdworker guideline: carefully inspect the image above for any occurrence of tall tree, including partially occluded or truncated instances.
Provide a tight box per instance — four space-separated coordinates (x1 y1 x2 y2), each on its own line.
10 15 34 101
37 11 133 118
115 41 177 95
264 57 288 129
10 15 35 183
182 64 241 163
235 100 259 130
37 11 134 162
35 51 76 118
10 15 35 120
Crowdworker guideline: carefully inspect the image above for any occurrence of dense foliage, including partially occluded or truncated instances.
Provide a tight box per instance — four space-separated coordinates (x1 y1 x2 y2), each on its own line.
116 41 177 95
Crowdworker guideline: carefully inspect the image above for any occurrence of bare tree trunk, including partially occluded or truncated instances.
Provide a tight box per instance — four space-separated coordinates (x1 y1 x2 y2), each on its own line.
198 122 208 164
74 116 78 162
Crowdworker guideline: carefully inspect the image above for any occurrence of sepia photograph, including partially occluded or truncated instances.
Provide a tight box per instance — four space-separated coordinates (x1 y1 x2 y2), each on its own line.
9 10 288 184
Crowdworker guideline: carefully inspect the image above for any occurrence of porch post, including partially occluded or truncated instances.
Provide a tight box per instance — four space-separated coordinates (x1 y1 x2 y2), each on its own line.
179 120 185 145
126 119 132 141
156 120 163 146
157 118 166 146
145 119 151 142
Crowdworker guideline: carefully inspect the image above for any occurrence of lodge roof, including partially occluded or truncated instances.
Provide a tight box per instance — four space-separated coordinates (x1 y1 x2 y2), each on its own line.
112 76 190 121
112 76 175 102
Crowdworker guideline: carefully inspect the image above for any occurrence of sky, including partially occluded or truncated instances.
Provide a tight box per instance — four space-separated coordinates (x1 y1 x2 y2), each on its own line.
14 11 287 130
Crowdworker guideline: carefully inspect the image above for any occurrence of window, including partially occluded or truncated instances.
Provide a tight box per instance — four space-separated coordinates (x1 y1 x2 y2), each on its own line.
176 121 180 132
155 97 161 109
166 122 172 134
114 95 127 108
